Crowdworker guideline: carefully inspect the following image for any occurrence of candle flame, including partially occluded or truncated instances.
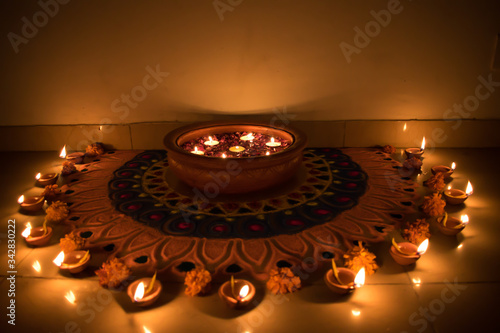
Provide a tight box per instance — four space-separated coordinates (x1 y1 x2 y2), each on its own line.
457 244 463 249
18 195 25 204
36 172 41 180
420 137 426 150
99 125 103 131
22 222 32 238
451 162 456 170
53 251 65 267
266 151 270 156
222 153 227 159
271 137 275 143
194 147 199 152
417 239 429 255
65 291 76 304
143 326 152 333
32 260 41 272
60 145 67 158
412 278 421 287
465 181 473 196
354 267 365 288
461 214 469 225
239 285 250 299
351 309 361 317
208 136 213 142
448 185 452 190
134 282 145 301
403 123 407 131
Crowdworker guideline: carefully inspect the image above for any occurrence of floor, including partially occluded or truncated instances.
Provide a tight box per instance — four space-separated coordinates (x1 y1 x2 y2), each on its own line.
1 148 499 333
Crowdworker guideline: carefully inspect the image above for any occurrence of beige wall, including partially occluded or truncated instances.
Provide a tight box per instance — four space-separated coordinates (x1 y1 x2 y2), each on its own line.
1 0 499 128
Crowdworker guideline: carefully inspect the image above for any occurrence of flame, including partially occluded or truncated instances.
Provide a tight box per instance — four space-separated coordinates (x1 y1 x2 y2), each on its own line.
18 195 25 204
32 260 41 272
412 278 421 287
53 251 65 267
461 214 469 225
194 147 199 153
266 151 270 156
403 123 407 131
417 239 429 255
222 153 227 159
99 125 103 131
143 326 152 333
239 285 250 299
22 222 32 238
354 267 365 288
271 137 275 143
65 291 76 304
351 309 361 317
451 162 456 170
420 137 426 150
59 145 67 158
465 181 473 196
448 185 452 190
36 172 41 180
457 244 463 249
134 282 145 301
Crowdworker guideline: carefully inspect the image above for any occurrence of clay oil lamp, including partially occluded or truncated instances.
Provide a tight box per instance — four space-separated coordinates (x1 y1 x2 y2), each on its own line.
390 238 429 265
18 194 44 212
324 260 365 295
127 272 162 307
444 181 473 205
431 162 456 179
36 172 58 186
219 275 256 309
436 213 469 236
53 250 91 274
60 145 84 164
22 221 53 246
405 137 425 159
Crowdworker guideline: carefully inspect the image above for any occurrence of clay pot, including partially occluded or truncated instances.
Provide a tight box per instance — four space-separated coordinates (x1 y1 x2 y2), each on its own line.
66 152 85 164
390 242 420 265
443 189 468 205
431 166 453 178
59 251 91 274
20 196 45 212
218 279 256 309
436 215 466 236
25 227 53 246
127 278 163 307
324 268 356 294
405 148 424 159
164 121 308 194
37 173 58 186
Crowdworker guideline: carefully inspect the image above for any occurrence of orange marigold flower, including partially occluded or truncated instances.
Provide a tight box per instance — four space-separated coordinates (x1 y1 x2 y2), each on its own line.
403 219 430 245
46 201 70 223
382 145 396 154
422 193 446 217
343 242 378 275
426 173 446 192
266 267 301 295
184 267 212 297
95 258 131 288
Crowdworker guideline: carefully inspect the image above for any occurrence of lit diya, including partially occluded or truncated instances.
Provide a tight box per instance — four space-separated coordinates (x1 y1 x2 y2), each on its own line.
218 276 256 309
405 137 425 159
18 195 45 212
22 221 53 246
60 145 84 164
324 260 365 295
127 272 162 307
436 213 469 236
36 172 58 186
444 181 473 205
53 250 91 274
390 238 429 265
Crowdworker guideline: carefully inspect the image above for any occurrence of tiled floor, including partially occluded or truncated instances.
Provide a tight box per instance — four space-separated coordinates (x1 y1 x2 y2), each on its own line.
0 148 499 333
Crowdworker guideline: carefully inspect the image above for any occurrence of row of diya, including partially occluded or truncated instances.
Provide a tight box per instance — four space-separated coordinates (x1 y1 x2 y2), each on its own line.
17 145 92 212
389 136 474 265
184 132 286 157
